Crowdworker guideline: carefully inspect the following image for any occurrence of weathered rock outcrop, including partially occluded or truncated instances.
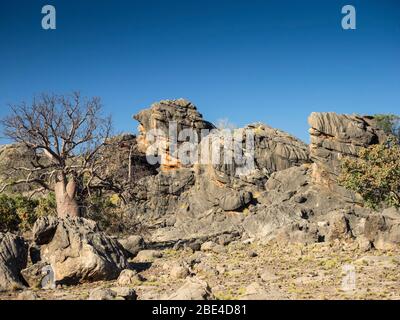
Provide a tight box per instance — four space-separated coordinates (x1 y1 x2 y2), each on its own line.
33 217 129 285
308 112 386 186
247 123 310 174
242 164 372 243
129 99 312 243
0 233 28 291
134 99 215 170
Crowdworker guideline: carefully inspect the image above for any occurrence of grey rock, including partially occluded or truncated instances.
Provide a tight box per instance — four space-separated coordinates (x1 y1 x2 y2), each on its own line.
134 250 163 262
117 269 144 286
38 217 129 285
245 122 310 173
0 232 28 292
32 216 58 245
20 261 50 289
88 288 116 300
326 211 353 241
363 213 400 250
118 235 144 258
111 286 138 300
168 277 213 300
170 262 190 279
308 112 386 185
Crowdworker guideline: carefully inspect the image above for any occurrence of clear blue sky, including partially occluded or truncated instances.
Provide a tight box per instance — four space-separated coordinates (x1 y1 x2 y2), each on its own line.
0 0 399 142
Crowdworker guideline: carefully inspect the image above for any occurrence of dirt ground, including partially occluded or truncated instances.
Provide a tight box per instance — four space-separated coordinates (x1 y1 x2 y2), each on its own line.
1 239 399 300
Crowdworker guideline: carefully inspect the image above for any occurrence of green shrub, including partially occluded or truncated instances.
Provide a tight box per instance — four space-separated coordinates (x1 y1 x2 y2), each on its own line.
0 193 56 232
13 195 38 231
0 194 19 232
339 140 400 209
34 192 57 218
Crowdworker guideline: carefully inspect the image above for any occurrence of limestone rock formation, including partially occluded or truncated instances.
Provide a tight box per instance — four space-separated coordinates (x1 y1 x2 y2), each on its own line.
134 99 215 170
242 164 370 243
129 99 313 243
0 232 28 291
247 123 310 174
308 112 386 186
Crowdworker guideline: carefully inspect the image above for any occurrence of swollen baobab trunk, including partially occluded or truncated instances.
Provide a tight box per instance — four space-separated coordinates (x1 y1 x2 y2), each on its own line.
54 176 80 218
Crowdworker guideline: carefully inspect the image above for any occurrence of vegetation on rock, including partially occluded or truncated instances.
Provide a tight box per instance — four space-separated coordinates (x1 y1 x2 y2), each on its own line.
374 114 400 140
339 138 400 209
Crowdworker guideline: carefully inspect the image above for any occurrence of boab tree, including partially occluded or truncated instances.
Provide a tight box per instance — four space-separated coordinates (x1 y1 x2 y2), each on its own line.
0 92 112 218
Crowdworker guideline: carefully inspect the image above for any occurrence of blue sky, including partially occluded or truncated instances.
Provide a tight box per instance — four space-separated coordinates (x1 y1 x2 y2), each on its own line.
0 0 399 142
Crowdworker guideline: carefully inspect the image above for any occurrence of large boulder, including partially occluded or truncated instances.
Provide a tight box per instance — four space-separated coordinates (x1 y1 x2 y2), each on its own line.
363 209 400 250
0 232 28 291
20 261 53 289
35 217 129 285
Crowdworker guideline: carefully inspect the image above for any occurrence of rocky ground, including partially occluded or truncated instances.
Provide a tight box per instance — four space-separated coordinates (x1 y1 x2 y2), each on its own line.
1 238 399 300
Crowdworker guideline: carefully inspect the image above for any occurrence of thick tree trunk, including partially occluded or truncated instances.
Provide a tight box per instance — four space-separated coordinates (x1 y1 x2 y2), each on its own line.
54 175 80 218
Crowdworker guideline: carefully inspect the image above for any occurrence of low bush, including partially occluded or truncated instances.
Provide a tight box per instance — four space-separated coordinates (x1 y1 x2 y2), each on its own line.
339 139 400 209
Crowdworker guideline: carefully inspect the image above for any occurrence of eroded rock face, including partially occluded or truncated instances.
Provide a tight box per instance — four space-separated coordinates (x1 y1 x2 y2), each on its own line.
242 165 369 242
247 123 310 174
129 99 313 243
308 112 386 186
133 99 215 170
35 217 129 285
0 233 28 291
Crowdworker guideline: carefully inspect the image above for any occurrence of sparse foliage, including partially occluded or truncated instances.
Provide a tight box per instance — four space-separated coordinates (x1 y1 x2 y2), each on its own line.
0 92 112 217
0 193 57 232
374 114 400 140
339 139 400 209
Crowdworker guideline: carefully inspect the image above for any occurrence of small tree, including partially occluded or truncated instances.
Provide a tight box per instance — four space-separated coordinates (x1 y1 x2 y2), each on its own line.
374 114 400 140
339 139 400 209
0 92 112 218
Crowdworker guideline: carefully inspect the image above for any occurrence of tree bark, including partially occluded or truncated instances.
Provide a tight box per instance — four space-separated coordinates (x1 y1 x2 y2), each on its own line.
54 175 80 218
